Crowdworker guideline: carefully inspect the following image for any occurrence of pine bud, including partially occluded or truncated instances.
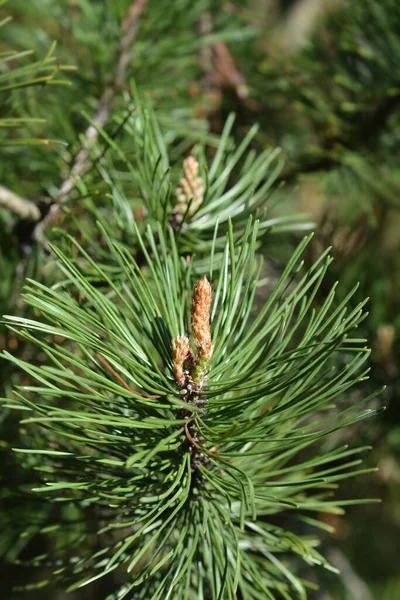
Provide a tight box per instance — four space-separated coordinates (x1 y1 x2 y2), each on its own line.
172 335 191 387
191 275 212 384
174 156 204 222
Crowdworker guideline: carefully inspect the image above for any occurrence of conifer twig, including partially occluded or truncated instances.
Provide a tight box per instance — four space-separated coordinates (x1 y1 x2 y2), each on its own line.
211 41 248 100
0 185 41 221
34 0 149 242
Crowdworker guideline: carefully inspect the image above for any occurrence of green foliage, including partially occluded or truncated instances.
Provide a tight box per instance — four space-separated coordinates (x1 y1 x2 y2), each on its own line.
291 0 400 215
2 0 251 197
65 99 307 266
252 0 400 202
244 0 400 350
0 1 71 321
0 18 71 148
0 1 388 598
234 2 400 596
1 218 381 598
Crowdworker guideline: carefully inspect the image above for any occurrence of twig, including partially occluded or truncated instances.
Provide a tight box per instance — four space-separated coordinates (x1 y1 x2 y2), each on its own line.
199 12 248 99
0 185 41 221
211 42 248 100
33 0 149 242
198 12 248 126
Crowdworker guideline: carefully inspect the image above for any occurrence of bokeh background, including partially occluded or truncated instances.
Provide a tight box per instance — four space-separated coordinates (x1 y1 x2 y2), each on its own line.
1 0 400 598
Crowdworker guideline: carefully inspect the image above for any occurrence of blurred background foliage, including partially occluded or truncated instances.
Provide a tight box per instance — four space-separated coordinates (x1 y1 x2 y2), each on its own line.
1 0 400 598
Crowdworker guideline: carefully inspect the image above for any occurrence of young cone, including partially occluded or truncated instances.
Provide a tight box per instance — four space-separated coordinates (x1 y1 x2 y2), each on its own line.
174 156 204 222
171 335 192 387
191 275 212 385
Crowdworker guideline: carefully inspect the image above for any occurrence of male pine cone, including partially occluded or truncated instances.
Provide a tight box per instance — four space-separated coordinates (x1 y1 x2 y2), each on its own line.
191 275 212 385
171 275 212 389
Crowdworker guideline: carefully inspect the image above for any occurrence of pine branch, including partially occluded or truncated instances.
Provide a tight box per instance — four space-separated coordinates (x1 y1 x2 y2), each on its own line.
33 0 149 243
77 100 306 260
0 2 388 596
1 218 382 598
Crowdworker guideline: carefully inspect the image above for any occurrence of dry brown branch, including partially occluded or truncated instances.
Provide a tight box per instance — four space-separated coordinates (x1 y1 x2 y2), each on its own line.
34 0 149 242
211 41 248 100
197 12 248 126
0 185 41 221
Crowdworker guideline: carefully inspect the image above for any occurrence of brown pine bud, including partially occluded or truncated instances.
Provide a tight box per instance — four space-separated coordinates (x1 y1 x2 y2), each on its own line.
191 276 212 385
172 335 191 387
191 276 212 357
174 156 204 222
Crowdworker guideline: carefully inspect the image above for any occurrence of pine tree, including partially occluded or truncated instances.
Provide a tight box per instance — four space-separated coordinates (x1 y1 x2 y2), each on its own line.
1 103 382 599
0 1 384 598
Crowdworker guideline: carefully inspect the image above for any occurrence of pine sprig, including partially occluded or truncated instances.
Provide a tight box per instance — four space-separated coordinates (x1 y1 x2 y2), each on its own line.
2 219 381 598
67 98 309 263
